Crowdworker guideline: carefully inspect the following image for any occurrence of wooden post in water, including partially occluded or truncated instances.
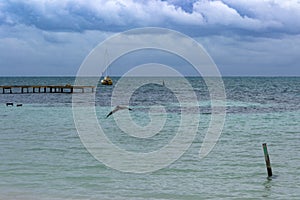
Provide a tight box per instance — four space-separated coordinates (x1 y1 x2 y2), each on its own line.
262 143 272 177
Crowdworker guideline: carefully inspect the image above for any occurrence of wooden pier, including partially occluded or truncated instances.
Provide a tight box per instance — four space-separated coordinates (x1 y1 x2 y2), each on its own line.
0 85 95 94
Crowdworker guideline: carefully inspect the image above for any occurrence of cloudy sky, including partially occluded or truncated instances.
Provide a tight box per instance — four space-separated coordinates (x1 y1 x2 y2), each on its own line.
0 0 299 76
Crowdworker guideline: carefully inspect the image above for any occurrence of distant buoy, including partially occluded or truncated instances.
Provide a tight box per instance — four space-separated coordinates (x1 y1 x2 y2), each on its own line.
6 102 13 106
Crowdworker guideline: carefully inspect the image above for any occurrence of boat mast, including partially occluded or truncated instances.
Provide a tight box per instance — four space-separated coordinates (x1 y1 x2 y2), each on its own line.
105 49 109 77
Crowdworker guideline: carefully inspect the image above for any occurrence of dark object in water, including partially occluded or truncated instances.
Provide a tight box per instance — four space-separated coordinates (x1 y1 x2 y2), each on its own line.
262 143 273 177
17 104 23 107
6 102 13 106
201 112 212 115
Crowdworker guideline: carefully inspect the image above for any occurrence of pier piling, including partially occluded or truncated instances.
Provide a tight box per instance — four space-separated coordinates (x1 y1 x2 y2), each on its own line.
262 143 272 177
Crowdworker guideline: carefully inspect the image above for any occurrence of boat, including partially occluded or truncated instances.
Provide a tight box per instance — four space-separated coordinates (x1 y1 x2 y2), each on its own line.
100 49 113 85
101 76 113 85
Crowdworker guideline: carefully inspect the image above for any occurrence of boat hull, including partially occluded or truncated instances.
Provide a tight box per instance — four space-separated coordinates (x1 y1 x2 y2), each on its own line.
101 76 113 85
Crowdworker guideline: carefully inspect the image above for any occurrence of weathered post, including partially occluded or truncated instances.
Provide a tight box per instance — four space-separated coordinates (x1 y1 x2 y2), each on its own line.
262 143 272 177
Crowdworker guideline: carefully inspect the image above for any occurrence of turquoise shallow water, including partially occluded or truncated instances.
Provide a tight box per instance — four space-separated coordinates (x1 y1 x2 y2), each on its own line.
0 77 299 199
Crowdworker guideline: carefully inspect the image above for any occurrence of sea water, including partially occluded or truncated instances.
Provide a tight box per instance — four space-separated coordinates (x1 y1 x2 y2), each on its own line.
0 77 299 199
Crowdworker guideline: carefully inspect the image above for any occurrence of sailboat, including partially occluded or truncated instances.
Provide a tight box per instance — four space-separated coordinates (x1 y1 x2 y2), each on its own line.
101 49 113 85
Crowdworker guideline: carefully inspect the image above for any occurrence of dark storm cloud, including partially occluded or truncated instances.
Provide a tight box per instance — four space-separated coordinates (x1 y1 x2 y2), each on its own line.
1 0 300 37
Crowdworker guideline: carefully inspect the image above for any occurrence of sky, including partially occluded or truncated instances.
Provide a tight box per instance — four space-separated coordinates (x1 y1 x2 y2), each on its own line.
0 0 300 76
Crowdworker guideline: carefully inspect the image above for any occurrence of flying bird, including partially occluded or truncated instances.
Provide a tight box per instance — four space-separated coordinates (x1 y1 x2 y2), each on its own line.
106 105 132 118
